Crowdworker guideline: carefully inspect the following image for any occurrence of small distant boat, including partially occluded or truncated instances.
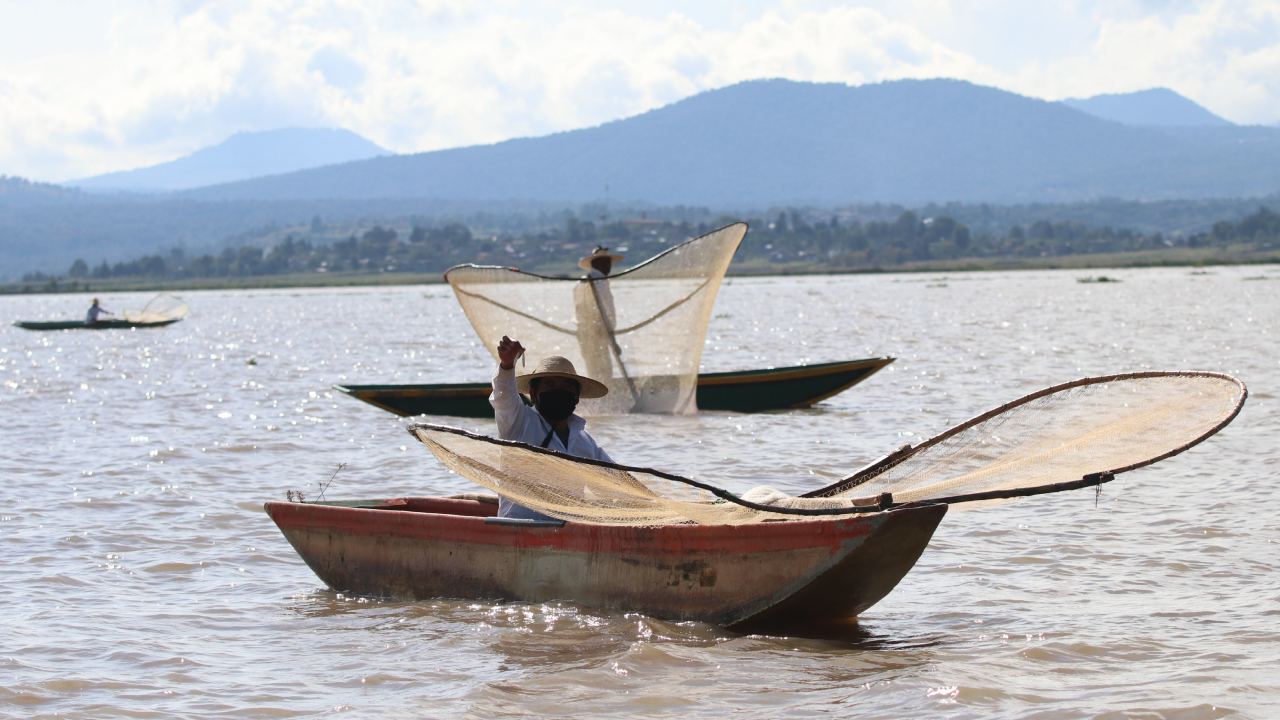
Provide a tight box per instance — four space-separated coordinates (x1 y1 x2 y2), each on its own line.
264 495 946 630
14 317 183 331
335 357 894 417
14 295 188 331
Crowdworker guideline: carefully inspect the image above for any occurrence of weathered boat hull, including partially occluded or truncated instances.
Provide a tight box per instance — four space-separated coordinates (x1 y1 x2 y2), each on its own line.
13 318 182 331
264 496 945 629
333 357 894 418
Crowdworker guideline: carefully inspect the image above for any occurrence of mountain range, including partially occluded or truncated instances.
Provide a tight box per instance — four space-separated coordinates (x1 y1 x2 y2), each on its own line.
4 78 1280 278
69 128 387 192
1062 88 1232 127
175 79 1278 206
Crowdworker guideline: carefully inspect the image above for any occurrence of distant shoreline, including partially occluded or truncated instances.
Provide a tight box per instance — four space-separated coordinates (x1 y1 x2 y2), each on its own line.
3 246 1278 295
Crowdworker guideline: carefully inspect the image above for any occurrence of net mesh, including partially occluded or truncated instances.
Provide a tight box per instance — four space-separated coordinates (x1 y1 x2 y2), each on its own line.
411 424 777 525
443 223 746 415
122 295 189 324
409 372 1246 525
809 371 1246 505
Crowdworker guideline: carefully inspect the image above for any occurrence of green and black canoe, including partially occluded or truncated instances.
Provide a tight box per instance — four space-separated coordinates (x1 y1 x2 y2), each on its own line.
335 357 893 417
14 318 184 331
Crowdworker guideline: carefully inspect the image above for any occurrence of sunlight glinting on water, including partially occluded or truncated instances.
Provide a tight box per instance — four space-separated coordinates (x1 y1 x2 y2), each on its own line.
1 267 1278 718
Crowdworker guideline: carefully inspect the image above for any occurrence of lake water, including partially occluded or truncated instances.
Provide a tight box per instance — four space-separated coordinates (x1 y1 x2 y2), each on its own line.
2 267 1277 718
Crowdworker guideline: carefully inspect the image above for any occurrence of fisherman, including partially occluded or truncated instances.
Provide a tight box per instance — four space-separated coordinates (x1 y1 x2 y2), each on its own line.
86 298 113 325
492 335 613 520
573 245 623 381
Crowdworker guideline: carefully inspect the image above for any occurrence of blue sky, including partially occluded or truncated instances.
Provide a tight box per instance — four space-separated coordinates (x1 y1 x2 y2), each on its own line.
2 0 1278 182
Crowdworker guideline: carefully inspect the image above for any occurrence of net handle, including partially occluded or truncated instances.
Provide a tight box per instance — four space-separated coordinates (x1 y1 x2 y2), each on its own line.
589 279 640 404
409 423 894 517
411 423 1114 514
805 370 1248 498
899 471 1116 508
441 222 748 284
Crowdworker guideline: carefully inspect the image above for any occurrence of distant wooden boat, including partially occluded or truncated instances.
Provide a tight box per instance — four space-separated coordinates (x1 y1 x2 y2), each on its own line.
13 318 183 331
264 496 946 630
334 357 894 417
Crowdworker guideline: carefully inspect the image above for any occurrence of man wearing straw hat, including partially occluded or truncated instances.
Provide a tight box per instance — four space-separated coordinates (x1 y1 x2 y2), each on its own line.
491 335 614 520
573 245 623 381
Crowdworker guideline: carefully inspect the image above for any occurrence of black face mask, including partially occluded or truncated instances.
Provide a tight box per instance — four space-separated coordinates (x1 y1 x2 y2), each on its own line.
535 389 578 422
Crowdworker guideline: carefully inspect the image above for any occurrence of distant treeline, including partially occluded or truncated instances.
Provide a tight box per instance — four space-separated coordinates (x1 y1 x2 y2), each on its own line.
6 174 1280 280
21 206 1280 284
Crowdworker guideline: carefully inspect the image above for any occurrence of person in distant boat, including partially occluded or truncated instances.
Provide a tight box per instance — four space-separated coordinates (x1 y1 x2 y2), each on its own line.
86 298 113 325
491 335 613 520
573 246 622 381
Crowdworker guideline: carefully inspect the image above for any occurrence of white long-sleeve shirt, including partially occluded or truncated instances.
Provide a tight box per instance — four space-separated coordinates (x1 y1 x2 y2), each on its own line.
489 365 613 519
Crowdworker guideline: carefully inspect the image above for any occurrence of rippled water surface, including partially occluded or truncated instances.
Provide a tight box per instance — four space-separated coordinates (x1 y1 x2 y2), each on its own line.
2 267 1278 718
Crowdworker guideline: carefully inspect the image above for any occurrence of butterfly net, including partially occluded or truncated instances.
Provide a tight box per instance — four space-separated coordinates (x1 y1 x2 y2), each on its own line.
806 371 1246 505
122 295 189 324
443 223 747 415
409 372 1245 525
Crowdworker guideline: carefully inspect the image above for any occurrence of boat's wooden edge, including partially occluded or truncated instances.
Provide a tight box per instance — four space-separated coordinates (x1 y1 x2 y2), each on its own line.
263 496 943 629
13 318 183 331
696 357 894 384
264 496 902 550
777 357 894 408
334 383 490 396
730 502 948 631
266 494 499 510
334 357 895 395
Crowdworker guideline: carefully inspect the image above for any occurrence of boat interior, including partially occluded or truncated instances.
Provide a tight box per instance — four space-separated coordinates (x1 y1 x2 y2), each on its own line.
305 495 569 527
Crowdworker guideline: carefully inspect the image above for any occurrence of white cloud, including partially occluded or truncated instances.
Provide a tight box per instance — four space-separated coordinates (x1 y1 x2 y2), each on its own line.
989 0 1280 123
1 0 1278 182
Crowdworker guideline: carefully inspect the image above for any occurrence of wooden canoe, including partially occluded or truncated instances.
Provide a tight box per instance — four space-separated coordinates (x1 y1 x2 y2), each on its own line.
334 357 894 418
264 495 945 630
13 318 183 331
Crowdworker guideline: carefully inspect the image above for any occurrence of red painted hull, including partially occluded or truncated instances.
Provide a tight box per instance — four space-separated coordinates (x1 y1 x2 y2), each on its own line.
265 497 946 629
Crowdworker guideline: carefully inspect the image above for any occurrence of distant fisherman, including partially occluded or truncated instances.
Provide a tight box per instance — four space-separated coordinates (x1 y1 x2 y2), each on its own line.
491 335 613 520
573 245 623 380
86 298 113 325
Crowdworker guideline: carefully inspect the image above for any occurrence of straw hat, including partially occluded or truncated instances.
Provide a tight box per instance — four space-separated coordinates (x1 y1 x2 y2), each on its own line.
578 245 624 270
517 356 609 398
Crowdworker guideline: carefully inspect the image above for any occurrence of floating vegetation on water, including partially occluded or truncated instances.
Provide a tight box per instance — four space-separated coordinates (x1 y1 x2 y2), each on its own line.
1077 275 1122 283
1189 270 1214 276
1241 275 1273 281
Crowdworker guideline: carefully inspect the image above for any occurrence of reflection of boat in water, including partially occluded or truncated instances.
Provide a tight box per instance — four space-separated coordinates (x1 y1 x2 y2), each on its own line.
15 317 183 331
334 357 894 417
264 495 947 630
13 295 189 331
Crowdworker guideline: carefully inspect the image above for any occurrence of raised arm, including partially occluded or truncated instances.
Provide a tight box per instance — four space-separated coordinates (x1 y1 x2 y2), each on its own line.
491 336 538 440
497 335 525 369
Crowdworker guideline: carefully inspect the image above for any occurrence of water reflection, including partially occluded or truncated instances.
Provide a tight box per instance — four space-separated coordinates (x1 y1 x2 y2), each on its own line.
3 271 1279 718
